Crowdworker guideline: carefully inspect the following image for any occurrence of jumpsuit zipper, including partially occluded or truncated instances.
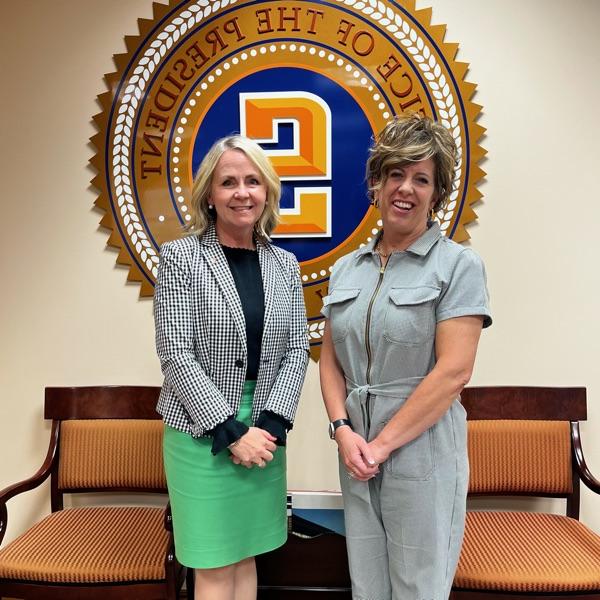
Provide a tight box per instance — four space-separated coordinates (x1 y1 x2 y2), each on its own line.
364 259 388 436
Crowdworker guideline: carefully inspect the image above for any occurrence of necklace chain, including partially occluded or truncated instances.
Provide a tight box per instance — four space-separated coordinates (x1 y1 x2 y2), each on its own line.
375 236 390 258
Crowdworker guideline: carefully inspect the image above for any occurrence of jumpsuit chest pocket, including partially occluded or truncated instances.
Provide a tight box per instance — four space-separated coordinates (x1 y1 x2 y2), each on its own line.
383 285 440 346
324 288 361 342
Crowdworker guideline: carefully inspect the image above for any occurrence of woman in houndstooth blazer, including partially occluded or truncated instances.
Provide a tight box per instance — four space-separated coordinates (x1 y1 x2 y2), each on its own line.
154 135 309 600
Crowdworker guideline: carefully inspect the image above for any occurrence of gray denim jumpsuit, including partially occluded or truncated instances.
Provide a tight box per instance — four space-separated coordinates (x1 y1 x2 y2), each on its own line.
322 223 492 600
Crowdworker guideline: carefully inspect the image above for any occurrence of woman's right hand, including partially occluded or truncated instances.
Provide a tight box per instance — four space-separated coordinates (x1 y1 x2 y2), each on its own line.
336 427 379 481
229 427 277 468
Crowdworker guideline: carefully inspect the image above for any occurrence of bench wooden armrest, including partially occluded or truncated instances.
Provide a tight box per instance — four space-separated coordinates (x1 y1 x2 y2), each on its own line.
0 421 59 544
572 421 600 495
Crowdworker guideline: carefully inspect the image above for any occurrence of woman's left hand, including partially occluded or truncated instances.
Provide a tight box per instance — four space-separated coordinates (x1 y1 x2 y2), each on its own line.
336 427 380 480
228 427 277 468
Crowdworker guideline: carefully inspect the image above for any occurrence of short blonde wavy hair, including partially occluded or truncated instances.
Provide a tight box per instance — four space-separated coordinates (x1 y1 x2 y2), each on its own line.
188 135 281 239
366 113 458 214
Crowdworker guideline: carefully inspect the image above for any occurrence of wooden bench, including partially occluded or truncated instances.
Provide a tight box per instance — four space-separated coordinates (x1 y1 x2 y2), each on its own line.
4 386 597 598
453 386 600 599
0 386 189 600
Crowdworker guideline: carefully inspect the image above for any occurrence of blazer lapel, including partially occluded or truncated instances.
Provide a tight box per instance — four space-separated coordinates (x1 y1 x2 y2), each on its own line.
258 242 277 335
202 225 247 348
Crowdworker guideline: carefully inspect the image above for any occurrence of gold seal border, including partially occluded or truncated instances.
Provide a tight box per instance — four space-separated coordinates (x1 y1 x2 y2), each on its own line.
90 0 486 360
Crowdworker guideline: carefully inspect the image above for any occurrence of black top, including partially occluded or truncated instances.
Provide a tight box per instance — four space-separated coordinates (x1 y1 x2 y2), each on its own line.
208 245 292 454
221 245 265 379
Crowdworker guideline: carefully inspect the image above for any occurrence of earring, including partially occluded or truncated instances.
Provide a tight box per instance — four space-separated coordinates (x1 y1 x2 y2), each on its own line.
430 208 436 221
208 204 213 210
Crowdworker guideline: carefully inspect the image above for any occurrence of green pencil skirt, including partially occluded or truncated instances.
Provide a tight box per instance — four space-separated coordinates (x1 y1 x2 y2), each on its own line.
163 381 287 568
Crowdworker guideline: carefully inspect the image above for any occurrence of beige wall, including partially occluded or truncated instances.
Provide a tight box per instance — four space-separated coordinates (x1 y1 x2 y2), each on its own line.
1 0 599 545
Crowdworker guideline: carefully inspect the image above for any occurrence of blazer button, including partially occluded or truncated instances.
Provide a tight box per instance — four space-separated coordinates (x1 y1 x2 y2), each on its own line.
235 359 244 368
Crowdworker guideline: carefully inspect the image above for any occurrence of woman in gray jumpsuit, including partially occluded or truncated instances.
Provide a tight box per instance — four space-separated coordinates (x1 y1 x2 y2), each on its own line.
320 114 491 600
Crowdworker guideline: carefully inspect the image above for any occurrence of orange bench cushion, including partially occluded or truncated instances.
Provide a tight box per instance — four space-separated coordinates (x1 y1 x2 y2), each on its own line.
0 506 168 583
455 511 600 592
58 420 166 489
467 420 571 494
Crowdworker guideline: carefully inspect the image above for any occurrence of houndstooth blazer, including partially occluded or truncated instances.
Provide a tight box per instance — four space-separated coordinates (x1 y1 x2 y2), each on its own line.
154 222 309 437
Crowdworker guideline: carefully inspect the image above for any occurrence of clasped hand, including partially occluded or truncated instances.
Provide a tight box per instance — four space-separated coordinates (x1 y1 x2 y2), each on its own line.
229 427 277 469
336 428 389 481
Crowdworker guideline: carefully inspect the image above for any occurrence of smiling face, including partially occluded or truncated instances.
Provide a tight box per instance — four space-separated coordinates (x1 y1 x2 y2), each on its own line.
375 158 437 246
209 149 267 246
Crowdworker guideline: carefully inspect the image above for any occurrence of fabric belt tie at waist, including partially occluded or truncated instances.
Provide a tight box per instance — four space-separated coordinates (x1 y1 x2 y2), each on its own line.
342 376 425 505
345 376 425 408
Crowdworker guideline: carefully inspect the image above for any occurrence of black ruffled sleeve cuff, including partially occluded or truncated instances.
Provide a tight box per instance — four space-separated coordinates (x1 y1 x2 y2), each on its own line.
256 410 292 446
207 417 249 455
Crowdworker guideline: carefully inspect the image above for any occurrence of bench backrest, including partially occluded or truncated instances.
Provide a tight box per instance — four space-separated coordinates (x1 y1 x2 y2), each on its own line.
461 386 586 516
44 386 165 510
467 419 571 494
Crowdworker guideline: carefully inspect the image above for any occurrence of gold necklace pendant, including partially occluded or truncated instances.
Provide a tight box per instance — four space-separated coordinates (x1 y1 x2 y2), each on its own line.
374 235 391 258
375 239 389 258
